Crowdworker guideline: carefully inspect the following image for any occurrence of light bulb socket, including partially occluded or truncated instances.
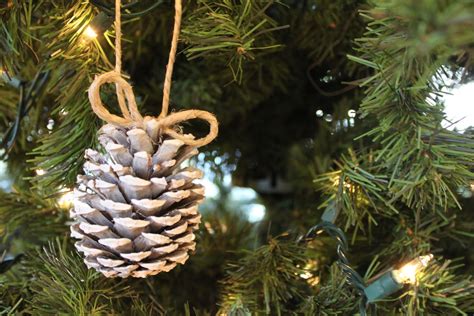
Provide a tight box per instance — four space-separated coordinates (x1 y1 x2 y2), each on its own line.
321 200 339 223
89 12 113 35
364 271 403 303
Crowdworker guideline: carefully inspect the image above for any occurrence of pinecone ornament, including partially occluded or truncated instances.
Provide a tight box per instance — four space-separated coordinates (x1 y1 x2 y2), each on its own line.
71 121 205 278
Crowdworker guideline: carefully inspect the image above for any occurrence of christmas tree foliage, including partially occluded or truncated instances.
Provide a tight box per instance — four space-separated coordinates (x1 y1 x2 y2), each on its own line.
1 0 474 314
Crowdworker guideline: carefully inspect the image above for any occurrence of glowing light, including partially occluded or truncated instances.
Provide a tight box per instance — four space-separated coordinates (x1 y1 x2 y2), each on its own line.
220 223 228 233
204 221 215 234
0 160 11 191
223 174 232 186
58 190 74 209
442 81 474 131
393 254 433 284
299 261 320 286
245 203 266 222
306 275 320 286
35 169 46 176
458 185 473 199
83 26 98 39
47 118 55 130
331 175 352 190
299 271 313 279
230 187 257 201
324 114 333 122
196 178 219 198
214 156 222 165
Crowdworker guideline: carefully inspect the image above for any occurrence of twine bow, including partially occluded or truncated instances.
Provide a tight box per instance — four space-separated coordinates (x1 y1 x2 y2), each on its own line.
88 0 218 147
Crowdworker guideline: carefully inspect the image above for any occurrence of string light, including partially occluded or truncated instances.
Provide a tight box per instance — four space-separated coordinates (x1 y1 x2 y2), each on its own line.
364 254 433 303
35 168 46 176
392 254 433 284
331 175 352 190
83 26 98 39
57 189 74 209
305 203 435 314
299 260 320 286
82 12 113 40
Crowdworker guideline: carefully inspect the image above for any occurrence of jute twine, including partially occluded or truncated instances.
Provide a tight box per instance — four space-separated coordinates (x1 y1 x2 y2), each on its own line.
88 0 218 147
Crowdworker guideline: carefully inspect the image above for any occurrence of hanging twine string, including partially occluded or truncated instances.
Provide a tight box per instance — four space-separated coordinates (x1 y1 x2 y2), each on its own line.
160 0 181 119
113 0 129 120
88 0 218 147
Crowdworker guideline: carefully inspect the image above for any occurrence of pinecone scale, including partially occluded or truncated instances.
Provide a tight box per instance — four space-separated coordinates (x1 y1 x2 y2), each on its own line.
71 122 204 278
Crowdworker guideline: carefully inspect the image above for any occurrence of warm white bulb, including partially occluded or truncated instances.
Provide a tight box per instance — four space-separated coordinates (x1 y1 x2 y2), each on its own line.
57 190 74 209
393 254 433 284
83 26 98 39
35 168 46 176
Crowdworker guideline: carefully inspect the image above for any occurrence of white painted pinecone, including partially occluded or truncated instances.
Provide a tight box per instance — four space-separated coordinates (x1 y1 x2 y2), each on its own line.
70 122 203 278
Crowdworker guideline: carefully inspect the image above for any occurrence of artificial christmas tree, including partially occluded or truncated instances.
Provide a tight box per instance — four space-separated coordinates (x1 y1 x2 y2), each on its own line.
1 0 473 315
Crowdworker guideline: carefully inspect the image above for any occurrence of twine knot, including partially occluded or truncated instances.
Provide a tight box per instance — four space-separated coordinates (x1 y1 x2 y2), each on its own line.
88 0 218 147
88 70 218 147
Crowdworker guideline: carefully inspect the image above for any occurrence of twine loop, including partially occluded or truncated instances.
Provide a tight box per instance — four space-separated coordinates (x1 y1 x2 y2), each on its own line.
87 0 218 147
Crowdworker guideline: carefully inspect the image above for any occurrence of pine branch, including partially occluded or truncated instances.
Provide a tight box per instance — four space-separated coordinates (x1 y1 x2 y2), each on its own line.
27 240 137 315
297 264 359 315
181 0 287 83
0 0 37 75
294 0 367 75
347 0 474 212
219 236 307 315
315 149 397 234
0 188 67 252
0 1 54 161
24 1 113 189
